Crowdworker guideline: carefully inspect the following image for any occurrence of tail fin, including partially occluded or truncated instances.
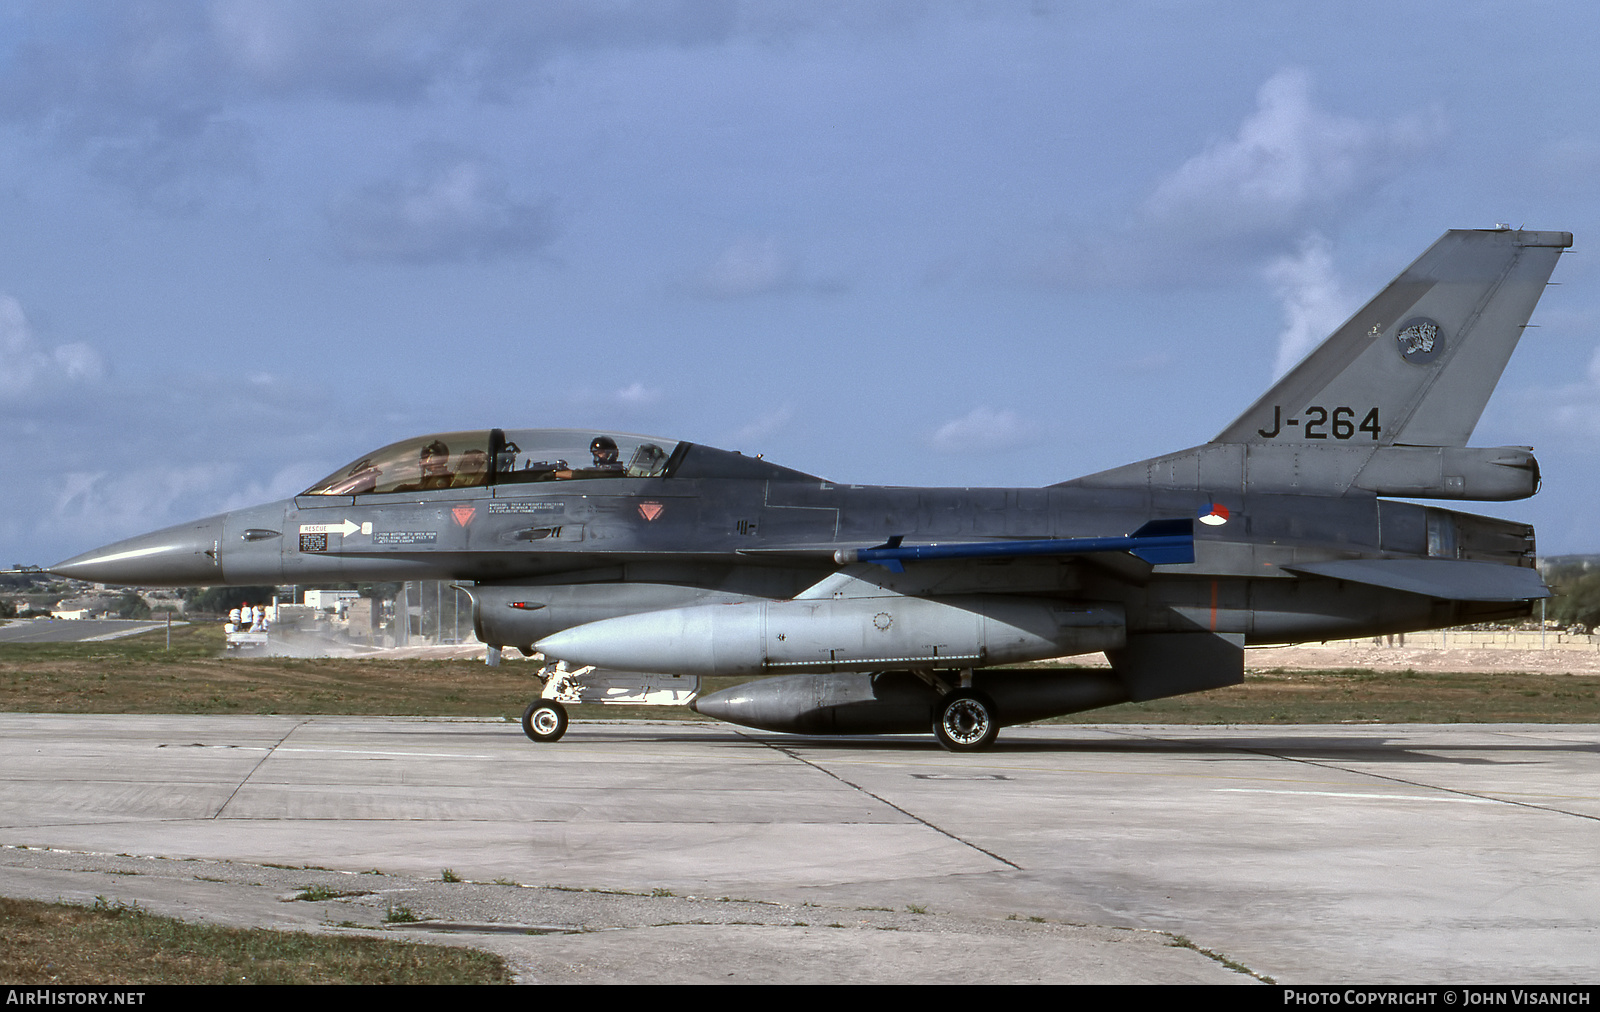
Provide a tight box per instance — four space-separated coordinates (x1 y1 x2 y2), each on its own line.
1217 227 1570 447
1065 228 1570 500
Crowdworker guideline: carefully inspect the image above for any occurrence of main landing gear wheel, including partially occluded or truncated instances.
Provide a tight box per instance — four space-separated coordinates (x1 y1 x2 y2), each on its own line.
932 690 999 752
522 699 568 743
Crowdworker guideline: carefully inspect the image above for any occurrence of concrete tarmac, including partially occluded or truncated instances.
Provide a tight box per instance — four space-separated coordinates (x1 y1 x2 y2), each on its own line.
0 618 178 644
0 715 1595 984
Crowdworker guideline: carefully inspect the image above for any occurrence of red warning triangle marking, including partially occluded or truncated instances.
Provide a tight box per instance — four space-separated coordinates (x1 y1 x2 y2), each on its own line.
452 506 476 527
637 502 664 521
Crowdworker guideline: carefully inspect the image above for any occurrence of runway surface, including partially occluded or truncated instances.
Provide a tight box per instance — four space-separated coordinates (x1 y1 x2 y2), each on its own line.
0 715 1595 984
0 618 178 644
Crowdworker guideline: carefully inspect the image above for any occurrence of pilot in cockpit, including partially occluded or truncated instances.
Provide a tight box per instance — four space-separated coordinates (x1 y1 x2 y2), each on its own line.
588 436 624 472
396 439 454 491
553 436 626 480
452 448 490 488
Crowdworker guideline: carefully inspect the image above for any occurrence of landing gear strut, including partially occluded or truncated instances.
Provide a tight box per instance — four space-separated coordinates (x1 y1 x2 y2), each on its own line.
522 699 568 743
932 690 999 752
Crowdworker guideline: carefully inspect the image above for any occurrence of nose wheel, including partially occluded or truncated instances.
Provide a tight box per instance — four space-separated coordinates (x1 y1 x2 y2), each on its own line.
932 690 999 752
522 699 569 743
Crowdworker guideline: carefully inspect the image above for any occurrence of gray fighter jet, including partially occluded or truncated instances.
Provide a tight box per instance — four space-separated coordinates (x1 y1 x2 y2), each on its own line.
50 227 1569 750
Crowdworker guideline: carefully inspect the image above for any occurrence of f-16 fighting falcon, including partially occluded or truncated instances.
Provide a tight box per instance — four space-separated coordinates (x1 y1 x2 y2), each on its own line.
49 227 1570 750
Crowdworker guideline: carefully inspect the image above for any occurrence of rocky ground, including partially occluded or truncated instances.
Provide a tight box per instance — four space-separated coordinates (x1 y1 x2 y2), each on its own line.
1244 641 1600 676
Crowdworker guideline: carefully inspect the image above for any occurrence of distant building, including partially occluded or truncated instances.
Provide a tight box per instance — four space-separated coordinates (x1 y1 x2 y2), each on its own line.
305 590 362 613
50 596 117 620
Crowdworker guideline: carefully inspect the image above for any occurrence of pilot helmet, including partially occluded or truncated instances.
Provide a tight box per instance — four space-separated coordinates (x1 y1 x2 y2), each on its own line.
590 436 619 463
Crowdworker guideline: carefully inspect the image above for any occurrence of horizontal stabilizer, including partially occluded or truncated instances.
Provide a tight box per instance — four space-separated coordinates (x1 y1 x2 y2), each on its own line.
833 520 1195 572
1284 558 1549 601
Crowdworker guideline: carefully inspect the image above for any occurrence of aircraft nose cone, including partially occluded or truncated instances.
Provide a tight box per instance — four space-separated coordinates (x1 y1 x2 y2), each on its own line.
49 515 226 586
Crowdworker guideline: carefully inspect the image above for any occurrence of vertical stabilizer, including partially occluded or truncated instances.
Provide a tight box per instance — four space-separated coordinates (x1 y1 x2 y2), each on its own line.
1064 228 1569 499
1217 228 1570 447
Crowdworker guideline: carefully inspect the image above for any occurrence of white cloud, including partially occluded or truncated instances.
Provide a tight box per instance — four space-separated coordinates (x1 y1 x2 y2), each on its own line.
688 236 851 299
219 461 328 512
0 295 104 399
326 148 556 263
44 464 238 555
1488 341 1600 447
0 351 354 565
1143 68 1440 248
0 3 763 204
1264 233 1359 379
1543 345 1600 438
930 407 1030 454
612 382 661 407
729 403 794 445
29 457 315 566
208 1 744 101
694 237 796 299
55 466 223 521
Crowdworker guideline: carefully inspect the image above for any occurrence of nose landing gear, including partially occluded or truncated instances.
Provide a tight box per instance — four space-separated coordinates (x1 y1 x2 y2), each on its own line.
521 699 569 743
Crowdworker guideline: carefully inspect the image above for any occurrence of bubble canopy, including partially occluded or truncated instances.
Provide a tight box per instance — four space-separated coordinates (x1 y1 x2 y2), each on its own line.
303 429 682 496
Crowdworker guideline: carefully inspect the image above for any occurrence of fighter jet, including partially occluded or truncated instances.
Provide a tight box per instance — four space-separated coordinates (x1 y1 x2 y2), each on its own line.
50 227 1569 750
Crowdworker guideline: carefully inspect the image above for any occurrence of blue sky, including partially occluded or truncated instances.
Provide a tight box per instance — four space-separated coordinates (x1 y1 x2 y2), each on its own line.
3 1 1599 567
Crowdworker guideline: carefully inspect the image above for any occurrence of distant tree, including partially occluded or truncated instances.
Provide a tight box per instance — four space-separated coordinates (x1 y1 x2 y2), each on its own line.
1548 565 1600 631
114 590 151 620
187 586 279 616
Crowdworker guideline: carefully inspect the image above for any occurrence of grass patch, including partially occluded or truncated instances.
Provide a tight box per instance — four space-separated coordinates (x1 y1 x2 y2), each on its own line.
1 629 1597 723
0 624 544 718
0 896 508 985
1167 932 1271 983
1039 666 1600 724
291 885 368 902
0 627 763 722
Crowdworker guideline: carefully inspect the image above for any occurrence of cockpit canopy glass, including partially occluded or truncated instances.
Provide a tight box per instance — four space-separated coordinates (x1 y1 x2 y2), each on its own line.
494 429 678 484
302 429 680 496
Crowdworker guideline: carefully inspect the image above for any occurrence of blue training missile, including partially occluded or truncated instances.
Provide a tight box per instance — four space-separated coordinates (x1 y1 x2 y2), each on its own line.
831 519 1195 572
